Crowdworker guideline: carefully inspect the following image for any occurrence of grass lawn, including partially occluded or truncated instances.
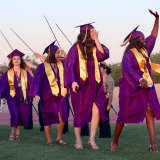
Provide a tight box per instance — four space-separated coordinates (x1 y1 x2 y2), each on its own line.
0 124 160 160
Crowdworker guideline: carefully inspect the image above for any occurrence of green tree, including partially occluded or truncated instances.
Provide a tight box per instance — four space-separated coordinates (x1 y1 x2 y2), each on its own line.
150 52 160 83
110 52 160 86
110 63 122 86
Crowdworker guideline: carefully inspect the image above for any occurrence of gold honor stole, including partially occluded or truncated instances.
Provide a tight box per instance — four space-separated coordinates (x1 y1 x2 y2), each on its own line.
8 69 27 100
77 44 101 83
131 48 160 84
44 62 67 97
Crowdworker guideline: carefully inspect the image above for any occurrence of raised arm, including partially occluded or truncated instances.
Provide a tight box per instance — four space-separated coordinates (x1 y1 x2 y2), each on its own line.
25 61 37 69
149 9 159 37
34 52 46 63
90 29 104 53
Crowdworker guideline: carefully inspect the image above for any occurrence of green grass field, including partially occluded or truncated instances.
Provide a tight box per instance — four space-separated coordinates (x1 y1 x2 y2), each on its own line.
0 124 160 160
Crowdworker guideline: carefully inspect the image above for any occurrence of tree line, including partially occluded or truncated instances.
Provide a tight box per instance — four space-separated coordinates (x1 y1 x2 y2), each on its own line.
0 52 160 86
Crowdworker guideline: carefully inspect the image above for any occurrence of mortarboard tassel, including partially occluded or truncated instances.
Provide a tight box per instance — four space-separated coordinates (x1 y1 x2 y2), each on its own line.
120 33 132 47
82 29 88 43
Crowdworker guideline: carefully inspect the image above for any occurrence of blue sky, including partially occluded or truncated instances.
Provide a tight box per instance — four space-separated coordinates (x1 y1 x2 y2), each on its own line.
0 0 160 64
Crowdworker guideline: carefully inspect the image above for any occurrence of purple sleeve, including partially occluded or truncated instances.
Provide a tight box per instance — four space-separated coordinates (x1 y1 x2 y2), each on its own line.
96 44 109 62
64 45 77 87
145 35 156 56
27 71 34 97
0 72 9 98
123 50 141 82
34 64 43 96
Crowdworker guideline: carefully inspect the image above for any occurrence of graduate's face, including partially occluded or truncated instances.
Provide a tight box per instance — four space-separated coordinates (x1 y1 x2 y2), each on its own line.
55 49 65 61
12 56 21 66
139 35 146 46
55 50 60 61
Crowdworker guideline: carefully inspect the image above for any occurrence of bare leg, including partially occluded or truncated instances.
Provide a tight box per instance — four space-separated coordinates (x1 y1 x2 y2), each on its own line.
11 127 15 134
15 125 21 141
9 127 15 141
89 103 99 149
44 125 52 144
111 123 124 151
56 113 66 144
74 127 83 149
146 106 158 152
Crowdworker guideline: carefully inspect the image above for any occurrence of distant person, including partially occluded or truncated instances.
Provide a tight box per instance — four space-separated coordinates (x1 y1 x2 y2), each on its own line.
99 62 115 138
0 71 5 112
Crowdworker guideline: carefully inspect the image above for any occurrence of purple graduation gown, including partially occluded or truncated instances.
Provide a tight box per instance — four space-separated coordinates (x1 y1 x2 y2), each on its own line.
64 44 109 127
34 63 68 126
0 71 34 128
117 35 160 123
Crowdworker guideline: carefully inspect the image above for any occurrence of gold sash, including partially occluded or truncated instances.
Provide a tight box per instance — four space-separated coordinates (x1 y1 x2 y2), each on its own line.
8 69 15 97
77 44 88 81
44 62 59 96
8 69 27 100
44 62 67 97
57 61 67 97
77 44 101 83
131 48 160 84
21 69 27 100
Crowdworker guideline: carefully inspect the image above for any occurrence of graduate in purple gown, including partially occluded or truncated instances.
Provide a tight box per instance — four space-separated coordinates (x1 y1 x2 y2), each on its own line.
0 49 33 141
34 41 68 145
65 23 109 149
111 10 160 152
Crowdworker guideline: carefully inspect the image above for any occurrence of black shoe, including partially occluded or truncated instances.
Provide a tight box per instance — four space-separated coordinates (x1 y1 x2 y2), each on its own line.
40 126 44 131
99 135 111 138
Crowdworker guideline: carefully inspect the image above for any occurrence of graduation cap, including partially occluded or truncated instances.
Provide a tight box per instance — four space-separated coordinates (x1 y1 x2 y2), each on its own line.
75 22 95 32
121 25 144 46
7 49 25 59
43 40 59 54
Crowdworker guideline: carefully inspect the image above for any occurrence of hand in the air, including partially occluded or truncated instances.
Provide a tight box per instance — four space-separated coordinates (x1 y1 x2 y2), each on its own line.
149 9 159 18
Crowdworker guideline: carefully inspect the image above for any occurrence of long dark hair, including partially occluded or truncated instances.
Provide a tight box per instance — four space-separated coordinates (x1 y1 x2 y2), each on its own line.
76 30 96 59
45 49 58 63
124 37 144 53
8 57 26 69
